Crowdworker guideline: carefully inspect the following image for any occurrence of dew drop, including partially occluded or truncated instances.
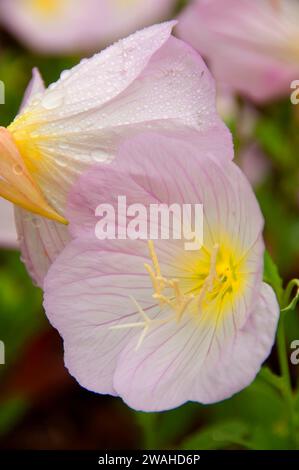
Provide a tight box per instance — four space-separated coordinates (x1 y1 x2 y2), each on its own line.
41 91 64 110
60 70 71 81
90 148 111 162
13 164 23 176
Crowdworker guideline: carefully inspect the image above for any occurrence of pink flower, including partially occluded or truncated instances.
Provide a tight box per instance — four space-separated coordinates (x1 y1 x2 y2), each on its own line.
239 144 271 187
0 22 231 286
0 0 176 54
177 0 299 102
43 132 279 411
0 198 17 248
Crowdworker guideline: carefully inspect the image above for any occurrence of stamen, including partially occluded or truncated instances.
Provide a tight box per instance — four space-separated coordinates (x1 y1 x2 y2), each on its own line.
198 244 219 309
110 242 196 349
109 296 174 350
109 241 242 349
148 240 161 277
109 296 151 350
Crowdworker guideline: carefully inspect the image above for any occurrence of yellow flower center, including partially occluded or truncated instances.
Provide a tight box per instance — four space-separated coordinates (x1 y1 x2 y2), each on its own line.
111 240 248 349
25 0 68 19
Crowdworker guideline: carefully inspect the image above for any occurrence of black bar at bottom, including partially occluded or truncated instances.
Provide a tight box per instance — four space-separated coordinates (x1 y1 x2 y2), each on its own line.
0 450 298 467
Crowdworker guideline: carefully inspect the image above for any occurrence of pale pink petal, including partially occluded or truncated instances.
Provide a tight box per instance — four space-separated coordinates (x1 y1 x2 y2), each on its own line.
68 132 263 328
177 0 299 102
114 283 279 410
68 131 259 255
22 22 177 122
43 131 277 410
0 198 17 248
43 238 178 395
13 24 230 214
15 208 71 287
15 69 70 287
0 0 176 54
189 283 280 404
19 67 45 112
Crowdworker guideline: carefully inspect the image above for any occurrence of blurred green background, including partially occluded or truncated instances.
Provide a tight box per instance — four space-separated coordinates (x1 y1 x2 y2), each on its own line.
0 0 299 450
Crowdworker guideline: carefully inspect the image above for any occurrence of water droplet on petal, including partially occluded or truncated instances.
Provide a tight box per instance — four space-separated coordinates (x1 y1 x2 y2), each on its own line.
13 164 23 176
41 91 64 110
60 70 71 81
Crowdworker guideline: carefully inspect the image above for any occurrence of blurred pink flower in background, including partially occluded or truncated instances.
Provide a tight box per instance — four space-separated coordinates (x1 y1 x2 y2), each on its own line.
44 133 279 411
177 0 299 102
239 144 271 187
0 198 17 248
0 0 176 54
215 84 238 122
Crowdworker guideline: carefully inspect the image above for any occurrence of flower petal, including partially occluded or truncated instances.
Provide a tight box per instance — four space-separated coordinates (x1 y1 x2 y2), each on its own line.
15 208 71 287
10 23 229 214
177 0 299 102
189 282 280 404
19 67 45 112
113 283 279 410
0 0 176 54
68 131 259 255
68 131 263 328
0 0 98 53
14 68 70 287
43 238 175 395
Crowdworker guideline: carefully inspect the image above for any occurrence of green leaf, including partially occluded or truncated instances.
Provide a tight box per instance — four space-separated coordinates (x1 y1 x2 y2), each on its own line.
259 367 284 391
0 250 45 373
203 378 293 449
0 397 28 436
263 251 283 302
255 117 296 170
134 413 159 449
135 404 199 449
181 421 250 450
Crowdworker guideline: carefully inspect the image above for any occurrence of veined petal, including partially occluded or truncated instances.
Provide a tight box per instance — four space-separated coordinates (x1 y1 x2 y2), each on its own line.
43 234 276 410
67 132 263 328
114 283 279 410
43 238 171 395
68 131 259 251
189 283 279 404
15 208 71 288
43 130 277 410
14 68 70 286
8 23 229 214
114 313 213 411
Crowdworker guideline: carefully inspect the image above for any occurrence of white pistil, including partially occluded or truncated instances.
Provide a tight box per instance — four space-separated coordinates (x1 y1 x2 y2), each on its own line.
109 296 174 351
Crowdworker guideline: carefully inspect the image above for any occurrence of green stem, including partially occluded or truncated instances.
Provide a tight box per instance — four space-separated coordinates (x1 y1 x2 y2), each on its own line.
282 279 299 312
277 311 296 445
